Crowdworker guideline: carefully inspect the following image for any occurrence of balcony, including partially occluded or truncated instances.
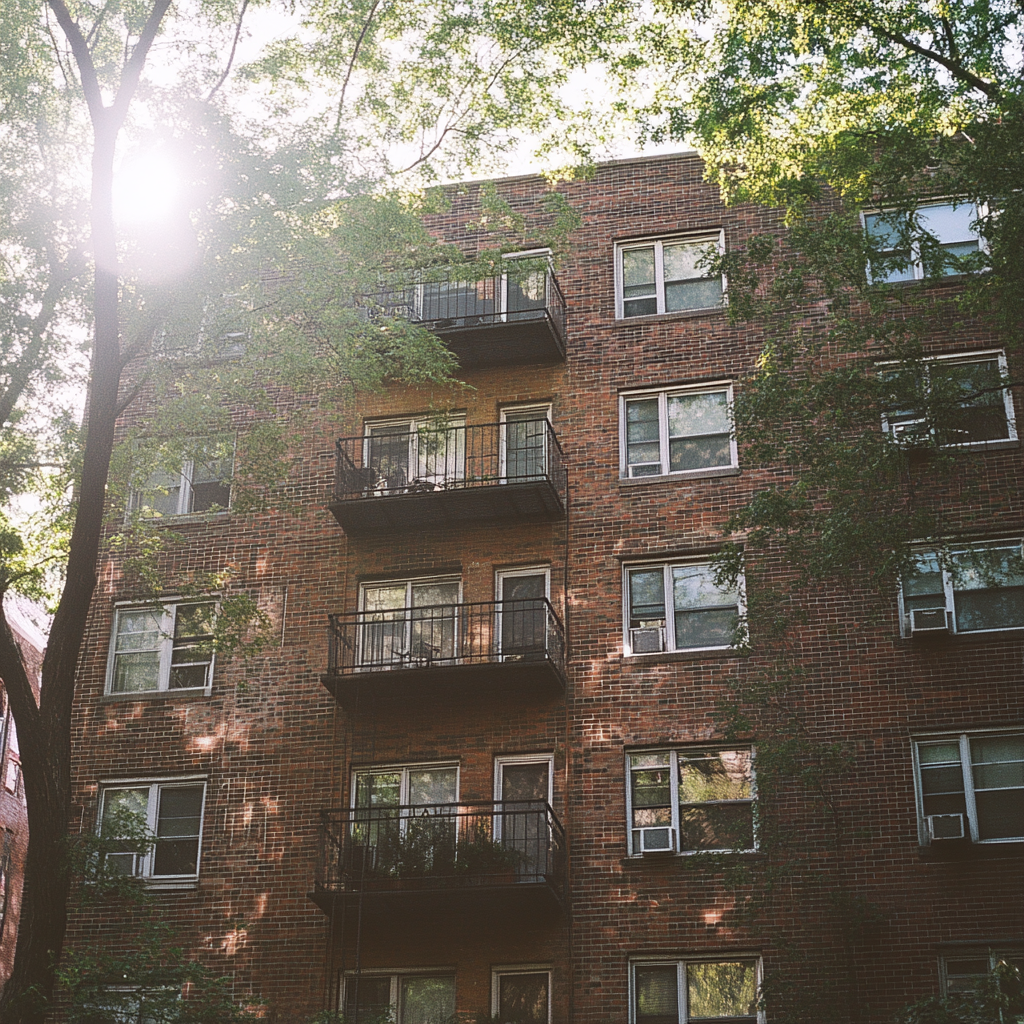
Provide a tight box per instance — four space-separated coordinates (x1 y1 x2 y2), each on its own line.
369 264 566 368
310 801 566 920
329 420 567 534
323 598 566 705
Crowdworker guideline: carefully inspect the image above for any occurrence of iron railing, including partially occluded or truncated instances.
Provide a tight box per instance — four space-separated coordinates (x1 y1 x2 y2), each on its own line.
368 265 566 342
316 801 566 897
333 419 566 504
327 598 565 677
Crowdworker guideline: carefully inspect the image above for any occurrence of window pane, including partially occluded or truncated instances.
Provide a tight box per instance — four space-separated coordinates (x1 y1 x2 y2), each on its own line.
665 277 723 312
949 546 1024 591
679 804 754 851
169 604 215 689
400 975 455 1024
113 651 161 693
153 786 203 875
367 428 413 492
919 742 961 765
954 587 1024 632
498 972 548 1024
632 767 672 812
672 565 736 611
355 773 402 808
945 958 993 993
668 392 730 438
679 751 751 802
623 247 656 291
687 961 757 1019
627 399 662 472
635 965 678 1024
865 211 909 249
919 203 975 245
668 435 732 472
674 608 738 649
936 359 1009 443
974 789 1024 841
102 789 149 830
344 977 392 1022
136 467 182 517
903 553 944 601
113 607 163 692
630 570 667 624
408 767 457 806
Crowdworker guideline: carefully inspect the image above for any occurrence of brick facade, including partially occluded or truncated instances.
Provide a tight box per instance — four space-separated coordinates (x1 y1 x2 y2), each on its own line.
63 152 1023 1022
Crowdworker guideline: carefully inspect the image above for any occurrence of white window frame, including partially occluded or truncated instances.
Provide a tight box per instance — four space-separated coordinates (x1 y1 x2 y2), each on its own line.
105 601 217 695
626 748 756 856
350 761 461 812
97 777 207 885
863 200 987 283
339 970 456 1024
615 233 725 319
881 350 1018 448
363 414 467 492
500 403 552 481
501 248 552 320
620 383 738 478
491 965 552 1024
630 957 763 1024
623 560 744 655
357 576 462 668
495 566 551 660
940 949 1024 995
128 437 234 518
912 730 1024 846
898 540 1024 637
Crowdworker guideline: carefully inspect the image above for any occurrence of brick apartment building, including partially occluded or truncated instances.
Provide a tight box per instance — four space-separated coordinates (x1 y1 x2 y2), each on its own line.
64 151 1023 1023
1 599 45 988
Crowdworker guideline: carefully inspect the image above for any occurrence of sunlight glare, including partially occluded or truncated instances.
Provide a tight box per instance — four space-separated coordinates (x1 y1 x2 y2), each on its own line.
114 150 181 224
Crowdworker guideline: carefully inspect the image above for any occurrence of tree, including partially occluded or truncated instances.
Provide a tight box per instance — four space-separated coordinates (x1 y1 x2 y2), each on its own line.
0 1 628 1019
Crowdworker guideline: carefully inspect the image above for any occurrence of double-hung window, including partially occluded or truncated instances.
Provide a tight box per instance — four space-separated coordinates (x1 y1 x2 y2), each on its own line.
864 201 984 283
129 438 233 517
99 779 206 881
364 416 466 493
107 602 216 694
900 541 1024 636
632 959 760 1024
627 749 755 855
941 950 1024 994
626 562 741 654
341 972 456 1024
622 385 736 477
617 235 724 318
492 968 551 1024
914 732 1023 845
358 578 461 668
883 351 1017 447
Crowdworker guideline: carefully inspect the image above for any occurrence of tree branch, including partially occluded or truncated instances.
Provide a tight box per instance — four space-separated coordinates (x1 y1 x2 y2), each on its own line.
204 0 251 103
45 1 104 122
333 0 385 139
110 1 172 128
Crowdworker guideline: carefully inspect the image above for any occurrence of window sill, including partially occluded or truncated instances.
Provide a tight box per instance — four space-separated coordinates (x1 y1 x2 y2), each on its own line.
130 510 232 527
918 840 1023 862
619 467 741 485
622 647 746 664
101 689 212 703
620 850 761 867
904 627 1024 644
145 878 200 891
617 305 729 325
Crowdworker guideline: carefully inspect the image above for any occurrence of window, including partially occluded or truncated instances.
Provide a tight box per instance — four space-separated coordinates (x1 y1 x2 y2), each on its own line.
632 959 759 1024
496 568 550 660
99 780 206 880
621 385 737 477
492 968 551 1024
501 404 552 481
358 578 460 667
88 987 179 1024
883 352 1017 447
914 732 1023 845
941 950 1024 994
364 416 466 493
341 972 456 1024
617 235 724 318
107 602 216 694
900 541 1024 635
627 749 755 855
625 562 741 654
129 438 233 517
864 201 984 283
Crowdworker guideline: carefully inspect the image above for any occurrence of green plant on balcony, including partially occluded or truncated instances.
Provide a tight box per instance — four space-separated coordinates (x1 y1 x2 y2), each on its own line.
454 822 524 880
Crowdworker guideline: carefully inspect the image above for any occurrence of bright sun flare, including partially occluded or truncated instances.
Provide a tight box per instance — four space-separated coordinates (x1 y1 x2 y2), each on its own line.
113 150 181 225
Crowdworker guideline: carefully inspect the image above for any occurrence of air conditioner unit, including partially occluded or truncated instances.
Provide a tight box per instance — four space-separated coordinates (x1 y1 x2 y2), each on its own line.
890 417 930 442
909 607 951 634
926 813 965 841
630 626 666 654
636 826 676 855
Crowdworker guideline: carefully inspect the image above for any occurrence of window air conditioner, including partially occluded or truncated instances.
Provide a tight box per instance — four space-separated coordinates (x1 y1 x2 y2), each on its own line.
637 826 676 855
926 813 965 841
890 418 930 443
909 607 951 634
630 626 666 654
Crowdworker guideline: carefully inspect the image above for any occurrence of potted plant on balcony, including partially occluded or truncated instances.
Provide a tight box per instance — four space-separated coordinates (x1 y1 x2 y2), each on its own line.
455 823 524 885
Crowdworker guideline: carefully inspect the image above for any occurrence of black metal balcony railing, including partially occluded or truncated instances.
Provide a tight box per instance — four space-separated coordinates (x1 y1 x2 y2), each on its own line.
327 598 565 676
367 265 567 368
314 801 566 905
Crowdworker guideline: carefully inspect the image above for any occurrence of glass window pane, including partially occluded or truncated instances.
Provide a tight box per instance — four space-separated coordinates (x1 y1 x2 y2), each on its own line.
632 767 672 809
918 742 961 765
672 565 736 611
865 211 910 250
115 610 162 652
498 973 549 1024
136 467 182 517
156 787 203 838
668 392 730 438
975 789 1024 840
902 554 944 599
623 247 656 291
665 278 723 311
679 804 754 851
364 585 409 612
113 651 161 693
669 435 732 472
679 751 752 802
663 241 707 281
687 961 757 1019
355 773 402 808
344 977 393 1021
949 546 1024 591
102 789 149 832
919 203 975 245
920 765 967 796
954 587 1024 632
674 608 738 649
630 570 667 624
635 965 678 1024
408 767 457 806
400 975 455 1024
